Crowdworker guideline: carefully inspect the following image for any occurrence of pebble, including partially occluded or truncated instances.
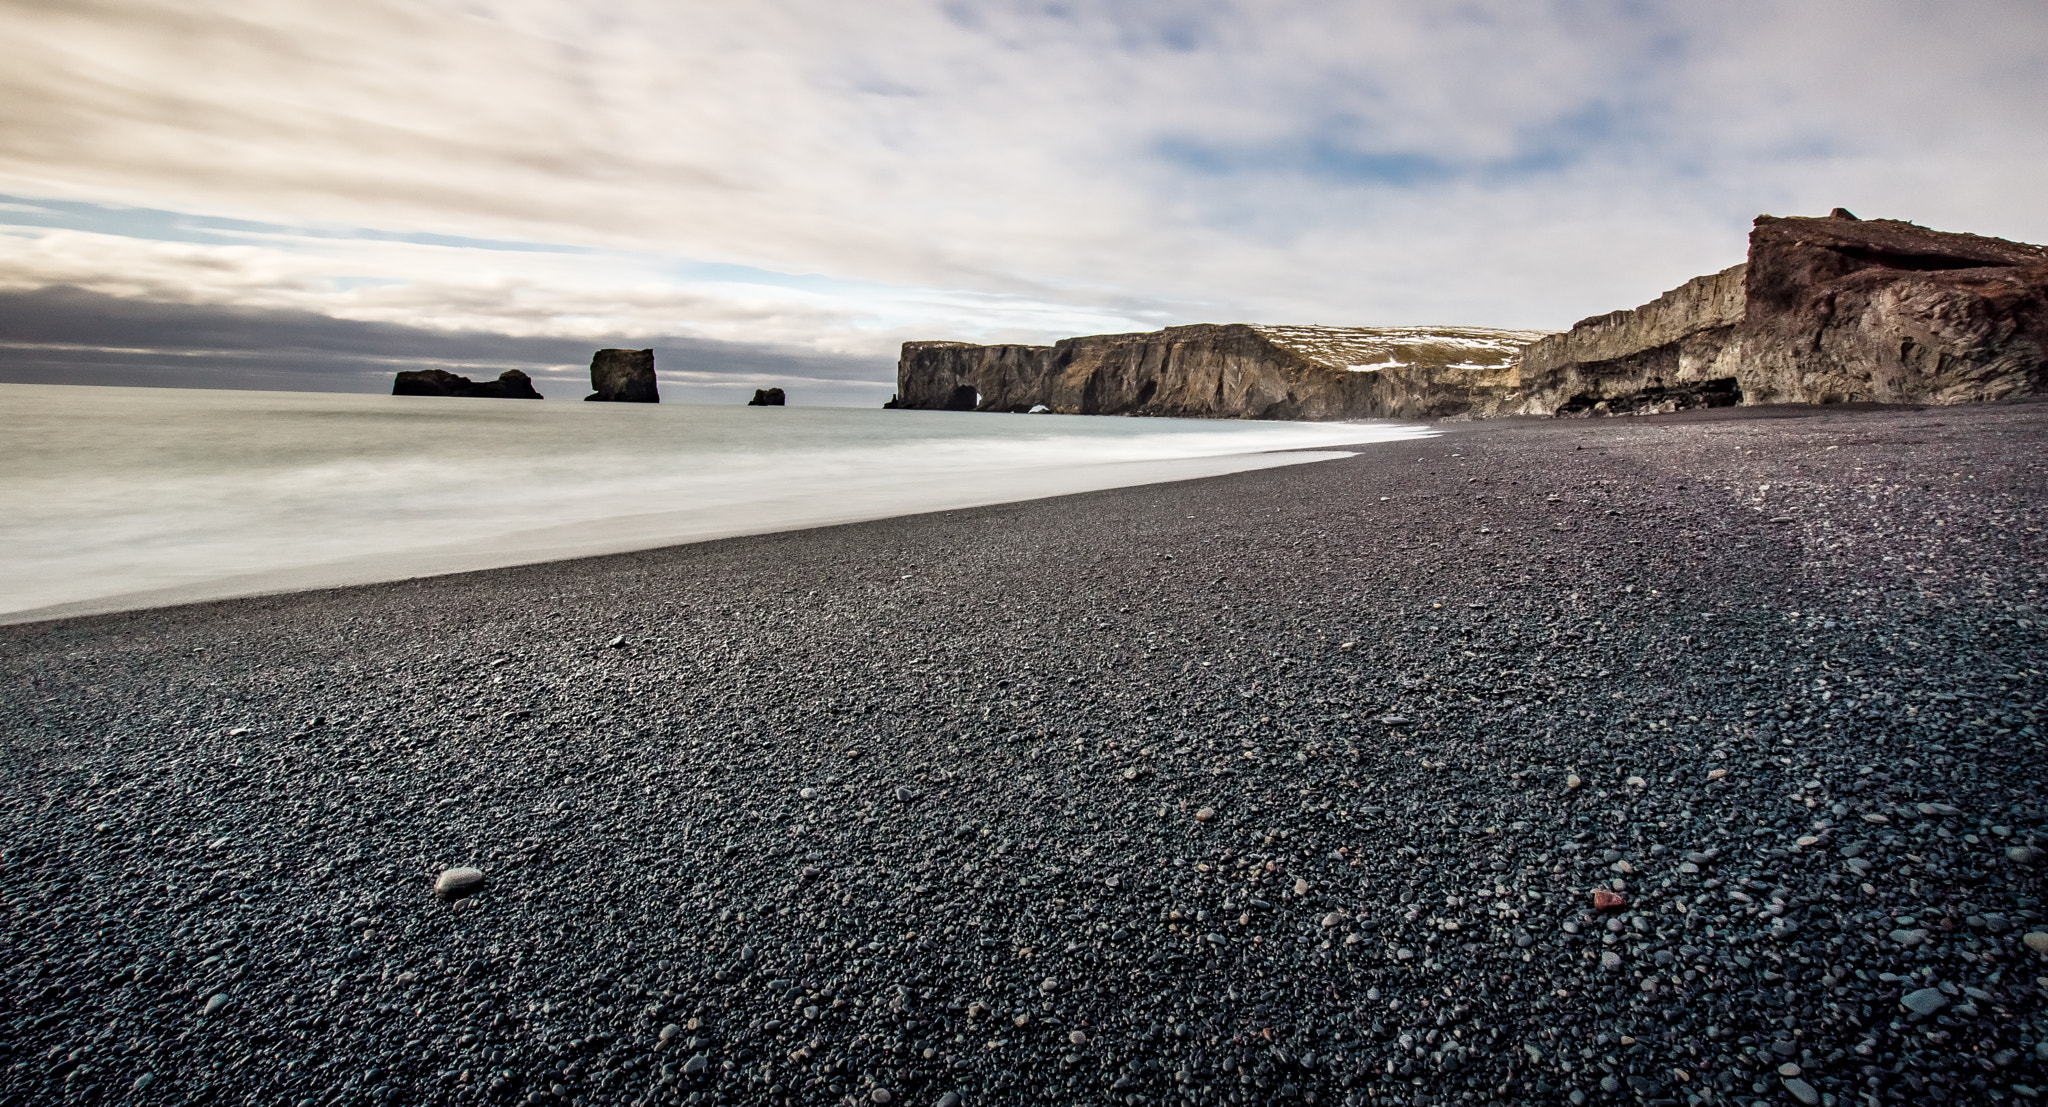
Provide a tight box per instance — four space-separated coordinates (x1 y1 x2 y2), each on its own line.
1565 773 1582 789
2008 845 2044 865
1068 1030 1088 1046
1194 807 1215 822
202 993 227 1015
1292 878 1308 896
869 1089 893 1104
1783 1076 1820 1105
1591 889 1627 911
1901 987 1948 1015
433 867 487 900
9 407 2047 1107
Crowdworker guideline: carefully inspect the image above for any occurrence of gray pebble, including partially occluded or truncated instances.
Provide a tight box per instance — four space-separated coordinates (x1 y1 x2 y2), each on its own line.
1901 987 1948 1015
433 867 487 900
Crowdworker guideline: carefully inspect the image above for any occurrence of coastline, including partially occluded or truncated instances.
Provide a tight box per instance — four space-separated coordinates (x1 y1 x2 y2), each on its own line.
3 401 2044 1106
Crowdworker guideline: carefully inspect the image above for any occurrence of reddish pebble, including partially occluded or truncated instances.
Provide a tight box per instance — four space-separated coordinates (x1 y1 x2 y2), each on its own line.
1592 889 1628 911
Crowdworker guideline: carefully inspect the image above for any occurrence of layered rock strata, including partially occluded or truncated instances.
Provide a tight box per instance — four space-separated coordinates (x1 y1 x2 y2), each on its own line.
895 324 1550 420
391 368 542 399
586 348 659 403
1521 212 2048 415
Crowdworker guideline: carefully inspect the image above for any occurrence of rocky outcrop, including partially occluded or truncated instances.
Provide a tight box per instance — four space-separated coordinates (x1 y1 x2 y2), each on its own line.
747 387 786 406
1521 211 2048 415
894 325 1550 421
1517 266 1746 416
1736 212 2048 405
391 368 542 399
586 349 659 403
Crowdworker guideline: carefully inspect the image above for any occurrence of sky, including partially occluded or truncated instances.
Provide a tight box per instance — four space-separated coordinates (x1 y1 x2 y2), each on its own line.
1 0 2044 403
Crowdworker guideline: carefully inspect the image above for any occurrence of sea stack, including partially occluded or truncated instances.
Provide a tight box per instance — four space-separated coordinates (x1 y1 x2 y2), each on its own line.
585 349 660 403
391 368 542 399
747 387 786 406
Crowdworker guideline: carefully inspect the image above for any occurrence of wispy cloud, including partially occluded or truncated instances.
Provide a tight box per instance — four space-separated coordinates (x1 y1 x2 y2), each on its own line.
0 0 2043 394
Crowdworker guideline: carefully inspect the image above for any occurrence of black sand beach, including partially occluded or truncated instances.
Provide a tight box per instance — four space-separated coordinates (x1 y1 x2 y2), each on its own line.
4 403 2045 1107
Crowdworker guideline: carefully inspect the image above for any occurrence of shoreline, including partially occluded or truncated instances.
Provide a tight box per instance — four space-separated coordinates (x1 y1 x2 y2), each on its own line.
3 402 2044 1106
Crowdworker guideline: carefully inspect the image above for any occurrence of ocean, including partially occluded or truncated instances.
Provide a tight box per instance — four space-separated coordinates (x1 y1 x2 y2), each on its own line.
0 384 1435 622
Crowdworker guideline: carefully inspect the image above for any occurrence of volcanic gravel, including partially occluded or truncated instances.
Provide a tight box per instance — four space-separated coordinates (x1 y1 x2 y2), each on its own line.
4 402 2047 1107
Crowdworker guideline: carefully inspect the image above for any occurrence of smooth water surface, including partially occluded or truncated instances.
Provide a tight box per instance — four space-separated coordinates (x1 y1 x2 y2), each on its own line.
0 384 1435 621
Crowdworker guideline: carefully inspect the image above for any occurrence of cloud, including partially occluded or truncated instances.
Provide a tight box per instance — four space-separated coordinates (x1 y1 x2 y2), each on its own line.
0 0 2042 366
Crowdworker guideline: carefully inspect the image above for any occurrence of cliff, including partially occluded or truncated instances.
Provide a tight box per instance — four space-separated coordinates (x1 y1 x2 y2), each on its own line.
894 324 1551 421
1520 211 2048 415
1737 213 2048 405
1517 265 1747 415
895 211 2048 423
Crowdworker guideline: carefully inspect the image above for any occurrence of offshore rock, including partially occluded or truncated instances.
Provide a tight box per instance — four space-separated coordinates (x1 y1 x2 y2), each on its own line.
894 324 1549 421
748 387 786 406
585 349 659 403
1521 211 2048 415
391 368 542 399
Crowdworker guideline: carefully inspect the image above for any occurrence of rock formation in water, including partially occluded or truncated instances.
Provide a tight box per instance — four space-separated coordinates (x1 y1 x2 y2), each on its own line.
585 349 659 403
893 325 1550 420
748 387 786 406
391 368 542 399
1520 210 2048 415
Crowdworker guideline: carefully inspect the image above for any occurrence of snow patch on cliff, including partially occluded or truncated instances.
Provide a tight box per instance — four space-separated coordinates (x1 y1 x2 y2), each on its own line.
1250 325 1554 373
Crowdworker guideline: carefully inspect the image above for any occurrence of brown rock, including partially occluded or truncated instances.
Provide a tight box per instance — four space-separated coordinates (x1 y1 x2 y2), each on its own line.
1521 212 2048 414
585 348 659 403
1592 889 1628 911
1735 214 2048 405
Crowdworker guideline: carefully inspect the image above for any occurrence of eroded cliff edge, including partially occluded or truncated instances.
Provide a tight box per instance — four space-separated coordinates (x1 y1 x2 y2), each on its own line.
894 211 2048 421
894 324 1550 420
1520 211 2048 415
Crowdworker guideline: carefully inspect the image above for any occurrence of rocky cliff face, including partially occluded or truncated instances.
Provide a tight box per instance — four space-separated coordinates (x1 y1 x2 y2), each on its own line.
1737 213 2048 405
1520 212 2048 415
895 324 1550 421
1517 266 1747 416
897 212 2047 423
391 368 542 399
